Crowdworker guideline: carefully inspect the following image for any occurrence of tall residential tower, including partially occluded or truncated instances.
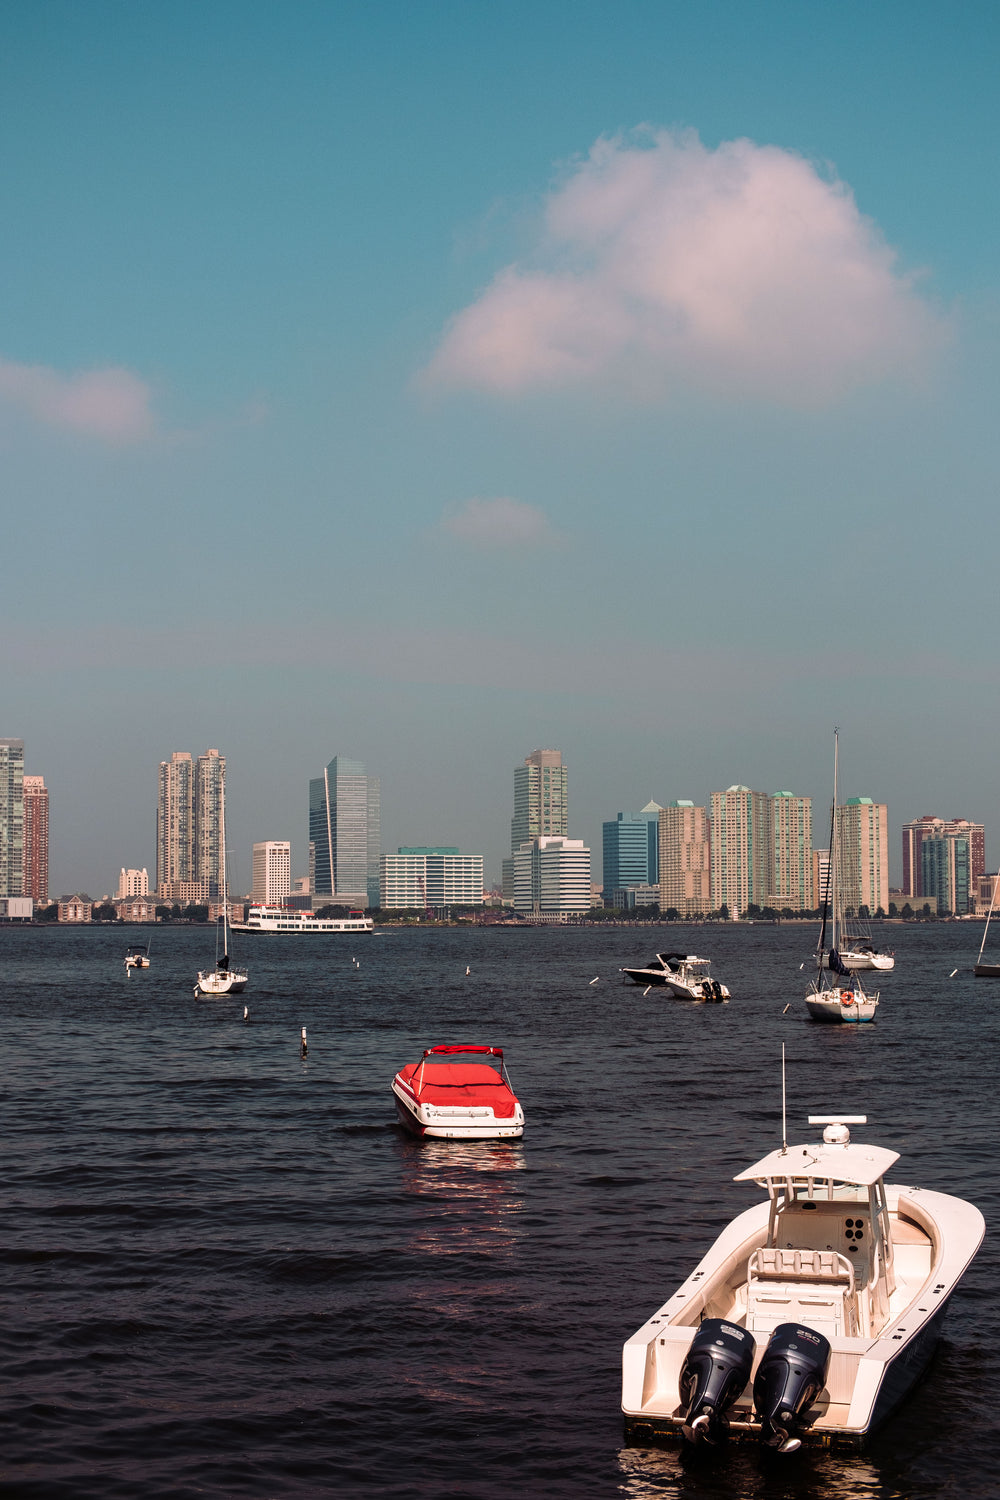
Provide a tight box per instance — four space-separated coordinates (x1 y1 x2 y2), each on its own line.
0 739 25 897
156 749 227 900
22 775 49 904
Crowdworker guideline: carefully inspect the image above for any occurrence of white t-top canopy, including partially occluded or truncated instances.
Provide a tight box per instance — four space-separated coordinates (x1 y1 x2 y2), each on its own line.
734 1139 900 1188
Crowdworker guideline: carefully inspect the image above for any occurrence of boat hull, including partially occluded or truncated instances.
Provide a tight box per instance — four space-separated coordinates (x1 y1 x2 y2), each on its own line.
805 988 877 1023
195 970 248 997
392 1082 523 1140
973 962 1000 977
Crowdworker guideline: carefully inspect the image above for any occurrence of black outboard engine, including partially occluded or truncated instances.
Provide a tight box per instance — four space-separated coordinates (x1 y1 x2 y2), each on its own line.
678 1319 756 1444
753 1322 831 1453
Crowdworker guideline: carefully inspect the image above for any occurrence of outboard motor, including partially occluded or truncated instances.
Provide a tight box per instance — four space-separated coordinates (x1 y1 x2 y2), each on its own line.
678 1319 756 1444
753 1323 831 1453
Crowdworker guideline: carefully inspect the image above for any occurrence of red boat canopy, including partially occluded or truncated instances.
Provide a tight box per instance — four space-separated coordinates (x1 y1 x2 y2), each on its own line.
422 1044 502 1058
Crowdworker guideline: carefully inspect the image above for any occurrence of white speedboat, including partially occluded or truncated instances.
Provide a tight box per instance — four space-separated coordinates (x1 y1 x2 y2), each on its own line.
124 943 150 970
392 1045 524 1140
621 953 730 1002
231 903 374 934
622 1114 984 1452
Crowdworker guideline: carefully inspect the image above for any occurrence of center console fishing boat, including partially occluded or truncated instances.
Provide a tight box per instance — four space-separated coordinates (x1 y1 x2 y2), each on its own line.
621 953 730 1002
622 1114 983 1451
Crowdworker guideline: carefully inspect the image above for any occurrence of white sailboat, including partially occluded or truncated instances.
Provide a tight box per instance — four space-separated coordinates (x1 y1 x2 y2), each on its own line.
973 872 1000 976
194 786 247 999
806 733 878 1024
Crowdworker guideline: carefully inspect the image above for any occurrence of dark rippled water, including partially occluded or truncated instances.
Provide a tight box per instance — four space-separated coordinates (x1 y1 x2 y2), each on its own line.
0 920 996 1498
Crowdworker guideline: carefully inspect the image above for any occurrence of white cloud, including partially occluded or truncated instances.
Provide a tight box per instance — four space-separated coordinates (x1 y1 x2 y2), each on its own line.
440 496 557 548
0 358 154 440
424 130 946 404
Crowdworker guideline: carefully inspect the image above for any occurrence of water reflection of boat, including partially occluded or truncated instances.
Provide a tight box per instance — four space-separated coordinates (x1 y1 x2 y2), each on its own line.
622 1114 983 1453
392 1044 524 1139
396 1136 526 1259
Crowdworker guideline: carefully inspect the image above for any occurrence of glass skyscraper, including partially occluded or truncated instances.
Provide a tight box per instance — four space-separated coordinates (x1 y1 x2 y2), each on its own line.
602 806 661 895
309 756 381 908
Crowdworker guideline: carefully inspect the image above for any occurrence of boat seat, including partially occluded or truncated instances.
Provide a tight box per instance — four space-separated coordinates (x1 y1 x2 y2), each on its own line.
750 1247 855 1289
746 1248 858 1336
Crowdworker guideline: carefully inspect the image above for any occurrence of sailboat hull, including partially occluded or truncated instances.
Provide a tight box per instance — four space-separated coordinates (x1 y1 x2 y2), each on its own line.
805 988 878 1024
973 963 1000 977
195 969 248 997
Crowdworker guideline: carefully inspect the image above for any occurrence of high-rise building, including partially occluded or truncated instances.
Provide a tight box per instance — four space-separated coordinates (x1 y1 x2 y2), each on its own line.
117 868 149 898
503 748 568 901
658 801 711 917
193 749 225 896
710 785 769 918
0 739 25 897
902 815 984 898
22 774 48 904
921 834 971 915
767 791 813 910
813 848 831 911
511 749 567 851
837 797 889 916
379 847 484 909
602 804 661 897
252 841 292 905
157 749 226 900
512 835 591 917
309 756 381 908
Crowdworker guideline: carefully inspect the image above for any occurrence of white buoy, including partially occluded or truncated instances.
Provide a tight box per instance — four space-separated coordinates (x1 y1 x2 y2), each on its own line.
799 963 804 970
949 969 958 978
643 986 651 997
300 1025 308 1057
589 976 599 985
782 1002 791 1014
465 966 471 976
243 1005 249 1021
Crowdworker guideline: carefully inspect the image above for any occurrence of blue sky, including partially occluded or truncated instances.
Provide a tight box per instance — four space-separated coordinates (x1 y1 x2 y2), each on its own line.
2 1 999 892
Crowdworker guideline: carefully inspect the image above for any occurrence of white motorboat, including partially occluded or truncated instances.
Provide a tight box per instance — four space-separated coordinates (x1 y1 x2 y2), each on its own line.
392 1045 524 1140
194 788 247 999
622 1113 984 1452
230 903 374 934
124 943 150 970
807 733 878 1023
621 953 730 1002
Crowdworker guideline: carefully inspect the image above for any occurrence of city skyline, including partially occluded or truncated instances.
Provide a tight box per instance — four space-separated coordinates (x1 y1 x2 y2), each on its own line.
3 6 999 893
3 727 995 900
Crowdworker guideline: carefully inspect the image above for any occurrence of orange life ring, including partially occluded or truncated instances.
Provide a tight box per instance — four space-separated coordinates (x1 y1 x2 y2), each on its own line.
841 989 854 1005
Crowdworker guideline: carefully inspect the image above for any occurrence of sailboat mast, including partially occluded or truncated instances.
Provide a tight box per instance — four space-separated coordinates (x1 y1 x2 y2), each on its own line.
816 731 837 966
831 728 840 953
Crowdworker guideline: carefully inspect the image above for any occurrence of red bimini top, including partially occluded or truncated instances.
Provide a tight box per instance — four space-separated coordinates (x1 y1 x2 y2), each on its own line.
395 1056 518 1118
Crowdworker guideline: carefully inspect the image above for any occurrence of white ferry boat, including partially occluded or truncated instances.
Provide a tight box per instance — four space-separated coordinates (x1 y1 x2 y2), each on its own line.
230 904 374 934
